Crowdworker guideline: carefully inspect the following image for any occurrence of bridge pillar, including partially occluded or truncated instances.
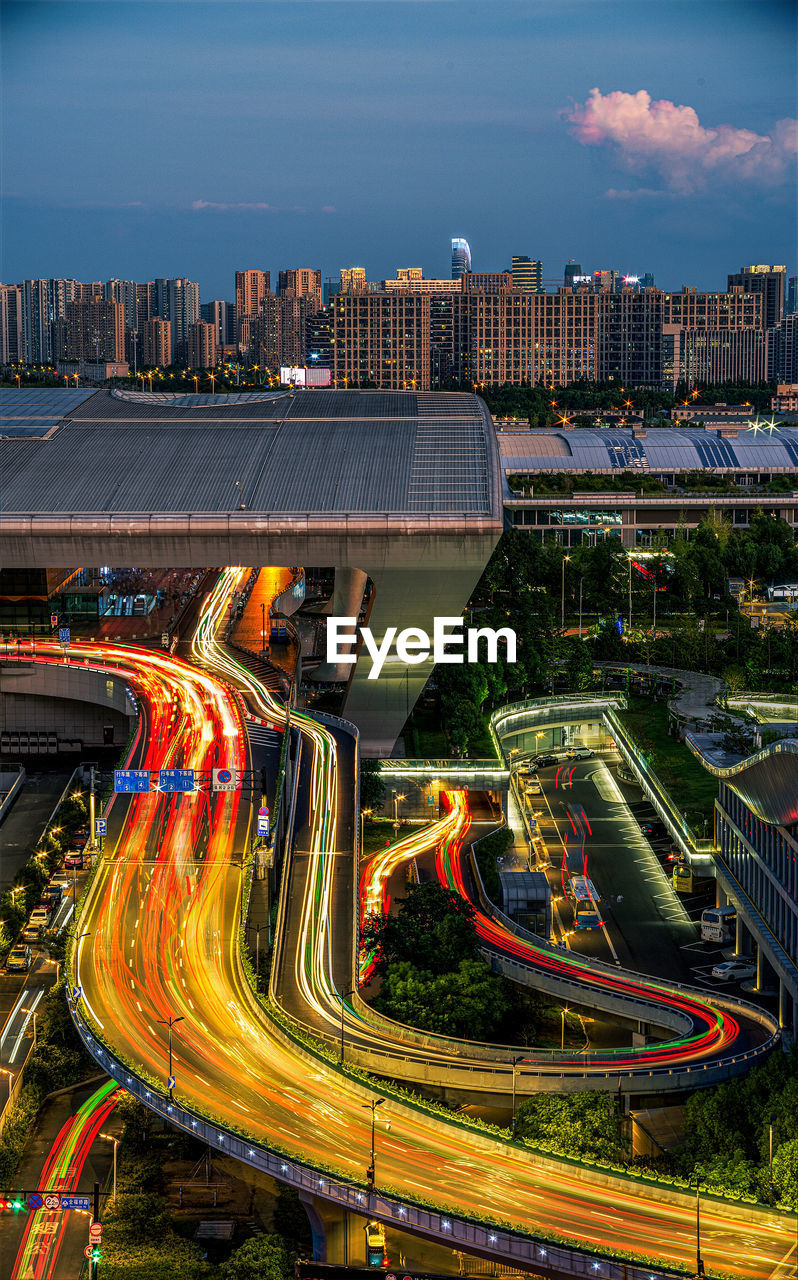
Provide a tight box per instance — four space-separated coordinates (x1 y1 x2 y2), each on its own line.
299 1194 366 1267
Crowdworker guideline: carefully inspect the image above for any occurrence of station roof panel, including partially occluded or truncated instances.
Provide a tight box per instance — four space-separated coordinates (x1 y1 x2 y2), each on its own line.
0 388 500 518
499 425 798 474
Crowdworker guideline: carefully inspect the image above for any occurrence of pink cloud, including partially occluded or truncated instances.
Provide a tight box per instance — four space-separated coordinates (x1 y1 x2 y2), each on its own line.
566 88 797 191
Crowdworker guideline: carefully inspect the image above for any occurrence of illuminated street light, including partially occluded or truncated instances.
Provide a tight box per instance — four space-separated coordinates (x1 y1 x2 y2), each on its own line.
156 1014 184 1100
99 1132 119 1202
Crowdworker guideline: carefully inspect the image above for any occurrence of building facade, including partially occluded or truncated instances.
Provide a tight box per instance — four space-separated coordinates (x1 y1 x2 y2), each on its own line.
278 268 322 304
185 320 217 370
332 292 430 388
53 299 125 364
511 257 543 293
0 284 23 363
142 317 172 367
727 264 786 330
153 278 200 354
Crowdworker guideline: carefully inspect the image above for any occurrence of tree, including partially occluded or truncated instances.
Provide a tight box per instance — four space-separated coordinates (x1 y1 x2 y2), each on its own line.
359 758 385 810
221 1233 293 1280
363 881 479 976
771 1139 798 1209
375 958 512 1041
514 1092 625 1163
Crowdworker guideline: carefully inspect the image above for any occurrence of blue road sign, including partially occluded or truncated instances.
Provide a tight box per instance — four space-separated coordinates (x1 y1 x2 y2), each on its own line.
114 769 150 793
72 985 82 999
58 627 70 644
27 1194 43 1210
159 769 195 793
95 818 107 837
61 1196 91 1211
167 1075 176 1090
257 815 270 836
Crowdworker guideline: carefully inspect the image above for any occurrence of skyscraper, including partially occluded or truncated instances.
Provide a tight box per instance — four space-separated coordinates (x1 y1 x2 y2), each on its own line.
278 268 322 305
53 299 125 364
786 276 798 316
511 257 543 293
152 278 200 353
451 238 472 280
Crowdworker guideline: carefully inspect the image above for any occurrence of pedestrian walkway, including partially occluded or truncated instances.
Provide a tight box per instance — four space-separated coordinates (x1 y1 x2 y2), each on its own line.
599 662 732 730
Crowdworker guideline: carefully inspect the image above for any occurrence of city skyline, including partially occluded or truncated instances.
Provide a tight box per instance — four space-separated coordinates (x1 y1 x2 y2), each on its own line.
2 1 796 296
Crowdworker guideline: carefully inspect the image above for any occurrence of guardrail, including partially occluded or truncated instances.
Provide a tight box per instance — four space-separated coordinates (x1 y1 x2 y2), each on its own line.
66 993 691 1280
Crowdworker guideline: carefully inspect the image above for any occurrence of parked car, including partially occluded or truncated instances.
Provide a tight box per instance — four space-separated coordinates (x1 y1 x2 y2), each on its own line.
665 848 682 862
28 904 52 930
64 851 83 870
566 746 594 760
534 753 558 768
711 960 757 982
640 820 666 837
6 945 32 972
71 827 89 841
22 921 43 943
42 882 63 907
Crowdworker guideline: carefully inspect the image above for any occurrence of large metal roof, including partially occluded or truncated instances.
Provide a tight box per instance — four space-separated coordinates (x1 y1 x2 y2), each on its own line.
499 425 798 475
696 738 798 827
0 388 501 518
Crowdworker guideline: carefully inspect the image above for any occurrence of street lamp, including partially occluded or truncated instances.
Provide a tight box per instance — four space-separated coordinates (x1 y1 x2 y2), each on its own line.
362 1097 386 1193
510 1055 524 1138
99 1132 119 1202
359 808 373 856
0 1067 13 1103
156 1014 184 1100
768 1113 775 1207
561 554 570 630
392 792 405 836
339 986 356 1063
20 1008 38 1050
693 1175 704 1276
560 1006 569 1053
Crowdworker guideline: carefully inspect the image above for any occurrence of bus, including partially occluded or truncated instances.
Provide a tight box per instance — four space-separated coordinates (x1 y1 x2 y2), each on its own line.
701 905 736 943
672 861 694 893
566 875 602 930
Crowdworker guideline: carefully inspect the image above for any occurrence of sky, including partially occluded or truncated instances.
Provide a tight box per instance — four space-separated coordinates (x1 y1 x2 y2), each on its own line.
2 0 796 298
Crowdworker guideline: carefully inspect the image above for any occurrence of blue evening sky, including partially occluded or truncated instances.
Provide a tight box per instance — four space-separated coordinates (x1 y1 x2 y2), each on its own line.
2 0 796 298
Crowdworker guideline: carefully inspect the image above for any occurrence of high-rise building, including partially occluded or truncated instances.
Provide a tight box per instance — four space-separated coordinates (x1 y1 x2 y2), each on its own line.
54 299 125 364
202 301 234 352
142 317 172 367
20 278 79 362
786 277 798 317
597 290 665 385
769 315 798 385
593 269 620 293
383 270 461 294
234 269 271 330
451 238 472 280
339 267 368 295
104 280 138 330
727 265 786 330
306 305 334 370
0 284 23 362
461 272 513 294
564 261 584 290
185 320 217 370
511 257 543 293
257 295 317 371
332 292 430 388
153 278 200 352
278 268 322 304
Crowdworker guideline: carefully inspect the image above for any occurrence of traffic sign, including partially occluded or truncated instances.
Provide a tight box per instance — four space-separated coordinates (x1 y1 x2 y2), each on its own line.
114 769 150 793
258 804 269 816
159 768 195 793
212 768 239 792
167 1075 175 1091
257 815 270 836
161 632 169 647
62 1195 91 1211
95 818 107 837
27 1194 43 1210
84 1244 94 1259
89 1222 103 1240
58 627 70 645
44 1194 60 1210
50 614 59 627
72 985 82 1000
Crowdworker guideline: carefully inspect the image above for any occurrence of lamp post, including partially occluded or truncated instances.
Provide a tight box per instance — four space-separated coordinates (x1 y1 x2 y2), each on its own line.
339 986 356 1063
768 1113 775 1207
628 554 633 634
362 1097 386 1193
578 576 584 641
0 1067 12 1104
156 1014 184 1100
561 554 570 630
694 1176 704 1276
510 1055 524 1138
359 808 373 857
392 792 405 837
99 1132 119 1202
261 601 267 659
20 1008 38 1050
560 1006 569 1053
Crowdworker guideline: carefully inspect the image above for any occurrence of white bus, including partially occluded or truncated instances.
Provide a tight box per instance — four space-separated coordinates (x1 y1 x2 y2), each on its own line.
701 905 736 943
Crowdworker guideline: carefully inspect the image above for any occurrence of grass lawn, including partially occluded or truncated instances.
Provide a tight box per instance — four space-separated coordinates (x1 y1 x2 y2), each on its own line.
618 697 718 832
361 819 423 857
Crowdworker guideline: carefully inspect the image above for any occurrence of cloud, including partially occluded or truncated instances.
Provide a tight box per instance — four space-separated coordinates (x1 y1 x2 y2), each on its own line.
191 200 274 212
566 88 797 191
604 187 679 201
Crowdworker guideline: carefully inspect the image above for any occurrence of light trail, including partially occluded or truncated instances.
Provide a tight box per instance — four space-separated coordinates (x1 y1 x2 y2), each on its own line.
10 1079 119 1280
6 607 790 1277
